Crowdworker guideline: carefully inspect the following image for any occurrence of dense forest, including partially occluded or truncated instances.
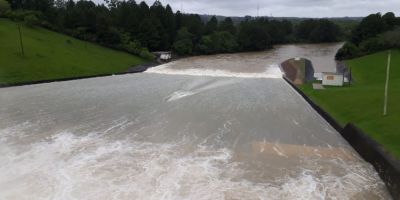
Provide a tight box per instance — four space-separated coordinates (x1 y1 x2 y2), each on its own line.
336 12 400 60
1 0 345 59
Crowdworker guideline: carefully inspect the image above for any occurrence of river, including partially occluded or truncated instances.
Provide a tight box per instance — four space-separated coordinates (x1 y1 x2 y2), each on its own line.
0 43 391 199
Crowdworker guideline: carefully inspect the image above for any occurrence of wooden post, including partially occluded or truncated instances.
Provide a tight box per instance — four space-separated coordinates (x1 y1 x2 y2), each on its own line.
17 23 25 56
383 50 391 116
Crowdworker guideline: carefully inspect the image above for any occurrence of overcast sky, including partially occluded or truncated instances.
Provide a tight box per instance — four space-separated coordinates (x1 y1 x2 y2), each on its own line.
97 0 400 18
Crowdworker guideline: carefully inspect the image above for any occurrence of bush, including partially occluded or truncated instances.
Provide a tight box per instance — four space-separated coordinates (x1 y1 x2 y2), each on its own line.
359 37 385 53
0 0 10 17
335 42 361 60
173 39 193 55
198 31 238 54
7 10 42 22
138 48 155 61
337 27 400 60
378 28 400 48
24 14 40 27
123 40 142 55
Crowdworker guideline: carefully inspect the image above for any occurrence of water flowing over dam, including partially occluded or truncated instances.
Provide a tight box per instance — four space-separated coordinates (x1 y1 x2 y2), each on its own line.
0 43 391 199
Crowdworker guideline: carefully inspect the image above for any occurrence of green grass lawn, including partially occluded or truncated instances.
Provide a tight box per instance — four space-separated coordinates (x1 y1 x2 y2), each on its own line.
0 18 147 85
301 50 400 158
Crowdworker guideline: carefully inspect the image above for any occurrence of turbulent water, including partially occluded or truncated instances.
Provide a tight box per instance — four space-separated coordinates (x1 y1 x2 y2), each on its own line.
0 43 391 199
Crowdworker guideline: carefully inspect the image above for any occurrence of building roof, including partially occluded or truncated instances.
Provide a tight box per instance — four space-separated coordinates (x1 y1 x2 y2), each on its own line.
152 51 171 54
322 72 343 75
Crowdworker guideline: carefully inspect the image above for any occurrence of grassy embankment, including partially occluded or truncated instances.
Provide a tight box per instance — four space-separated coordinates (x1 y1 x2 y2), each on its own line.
300 50 400 158
0 18 147 85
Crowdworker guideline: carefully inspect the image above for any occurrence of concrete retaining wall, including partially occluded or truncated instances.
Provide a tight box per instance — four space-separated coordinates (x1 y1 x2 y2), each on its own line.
342 124 400 199
283 76 400 199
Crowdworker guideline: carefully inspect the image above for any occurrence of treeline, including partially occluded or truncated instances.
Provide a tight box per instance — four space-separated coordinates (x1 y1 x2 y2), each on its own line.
336 12 400 60
1 0 343 59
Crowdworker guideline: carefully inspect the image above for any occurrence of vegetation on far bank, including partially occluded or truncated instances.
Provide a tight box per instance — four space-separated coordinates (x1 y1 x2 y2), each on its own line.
336 12 400 60
0 18 146 85
301 50 400 158
1 0 347 58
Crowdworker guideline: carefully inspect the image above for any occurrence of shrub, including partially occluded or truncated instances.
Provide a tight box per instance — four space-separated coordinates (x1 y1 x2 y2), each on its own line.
359 37 385 53
24 14 40 27
198 31 238 54
0 0 10 17
378 28 400 48
8 10 42 22
335 42 361 60
138 48 155 61
123 40 142 54
173 39 193 55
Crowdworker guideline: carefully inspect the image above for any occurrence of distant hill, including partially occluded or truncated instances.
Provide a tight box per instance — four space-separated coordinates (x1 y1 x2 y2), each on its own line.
198 14 362 24
0 19 147 85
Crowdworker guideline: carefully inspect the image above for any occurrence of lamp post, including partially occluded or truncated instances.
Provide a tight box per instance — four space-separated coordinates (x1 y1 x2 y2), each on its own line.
17 23 25 56
383 50 391 116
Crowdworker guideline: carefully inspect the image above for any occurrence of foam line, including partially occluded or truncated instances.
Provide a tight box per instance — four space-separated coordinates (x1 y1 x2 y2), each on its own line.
146 64 283 79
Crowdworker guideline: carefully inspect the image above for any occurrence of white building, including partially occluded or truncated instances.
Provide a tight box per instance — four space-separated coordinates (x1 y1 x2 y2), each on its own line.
160 52 172 60
153 51 172 61
322 72 344 86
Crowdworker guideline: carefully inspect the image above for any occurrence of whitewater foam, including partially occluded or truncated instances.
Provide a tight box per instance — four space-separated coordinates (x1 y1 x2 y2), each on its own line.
146 63 283 79
0 127 389 200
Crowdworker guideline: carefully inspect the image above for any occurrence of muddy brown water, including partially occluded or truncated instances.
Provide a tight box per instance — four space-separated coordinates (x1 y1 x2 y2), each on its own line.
0 43 391 199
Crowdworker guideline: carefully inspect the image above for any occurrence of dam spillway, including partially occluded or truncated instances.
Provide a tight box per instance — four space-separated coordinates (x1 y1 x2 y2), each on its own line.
0 43 391 199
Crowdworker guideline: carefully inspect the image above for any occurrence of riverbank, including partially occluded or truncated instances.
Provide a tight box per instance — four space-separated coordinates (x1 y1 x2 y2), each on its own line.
0 19 148 86
300 50 400 159
284 76 400 199
0 62 159 88
288 50 400 199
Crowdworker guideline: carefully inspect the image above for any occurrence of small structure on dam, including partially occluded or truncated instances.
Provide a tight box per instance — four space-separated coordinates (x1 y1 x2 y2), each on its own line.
280 57 315 85
153 51 172 62
321 72 344 86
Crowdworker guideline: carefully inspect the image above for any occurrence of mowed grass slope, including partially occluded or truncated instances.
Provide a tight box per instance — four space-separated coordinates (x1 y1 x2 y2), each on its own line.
301 50 400 158
0 18 146 85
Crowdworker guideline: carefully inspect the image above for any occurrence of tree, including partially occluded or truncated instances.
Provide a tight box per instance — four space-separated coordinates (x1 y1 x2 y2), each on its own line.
24 13 40 27
173 27 193 55
62 0 79 29
173 39 193 55
181 14 204 39
351 13 385 45
138 1 149 18
74 0 97 32
198 31 238 54
0 0 10 16
204 16 218 35
219 17 236 35
164 5 176 47
112 0 139 33
382 12 396 28
309 19 340 43
295 19 340 43
335 42 360 60
238 19 272 51
7 0 54 13
137 18 162 50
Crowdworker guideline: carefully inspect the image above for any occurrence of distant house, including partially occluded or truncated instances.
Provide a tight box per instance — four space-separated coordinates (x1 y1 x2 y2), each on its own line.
322 72 344 86
153 51 172 62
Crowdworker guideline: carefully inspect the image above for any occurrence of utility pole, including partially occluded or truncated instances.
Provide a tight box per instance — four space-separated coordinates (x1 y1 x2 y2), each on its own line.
383 50 391 116
257 3 259 18
17 23 25 56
